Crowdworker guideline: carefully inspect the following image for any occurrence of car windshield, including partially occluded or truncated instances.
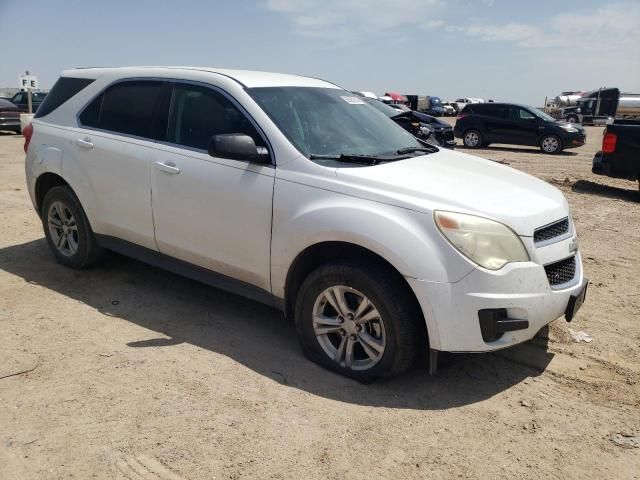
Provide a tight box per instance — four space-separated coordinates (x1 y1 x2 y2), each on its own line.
530 107 556 122
248 87 422 160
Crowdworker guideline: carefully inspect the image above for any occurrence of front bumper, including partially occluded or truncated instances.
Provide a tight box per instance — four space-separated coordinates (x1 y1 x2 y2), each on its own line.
0 116 20 129
562 132 586 149
435 130 455 149
407 247 585 352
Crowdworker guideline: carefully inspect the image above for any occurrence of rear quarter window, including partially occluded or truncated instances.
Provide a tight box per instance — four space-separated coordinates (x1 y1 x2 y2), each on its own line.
34 77 94 118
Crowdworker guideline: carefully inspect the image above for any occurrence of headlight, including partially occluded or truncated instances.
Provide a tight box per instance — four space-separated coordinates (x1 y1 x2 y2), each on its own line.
561 125 579 132
434 211 529 270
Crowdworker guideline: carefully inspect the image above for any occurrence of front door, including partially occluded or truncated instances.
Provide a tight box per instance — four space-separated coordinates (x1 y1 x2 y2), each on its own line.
506 106 540 146
151 83 275 292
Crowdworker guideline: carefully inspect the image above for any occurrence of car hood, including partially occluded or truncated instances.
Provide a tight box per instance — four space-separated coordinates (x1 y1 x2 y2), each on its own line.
395 112 451 130
334 149 569 236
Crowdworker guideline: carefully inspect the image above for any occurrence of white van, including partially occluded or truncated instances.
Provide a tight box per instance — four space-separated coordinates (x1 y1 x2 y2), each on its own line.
24 67 587 381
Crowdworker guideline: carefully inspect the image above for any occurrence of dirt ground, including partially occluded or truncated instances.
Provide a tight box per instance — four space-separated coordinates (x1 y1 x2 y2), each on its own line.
1 124 639 480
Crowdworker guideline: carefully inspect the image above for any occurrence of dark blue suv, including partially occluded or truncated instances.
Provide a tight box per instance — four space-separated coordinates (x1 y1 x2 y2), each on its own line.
454 102 586 154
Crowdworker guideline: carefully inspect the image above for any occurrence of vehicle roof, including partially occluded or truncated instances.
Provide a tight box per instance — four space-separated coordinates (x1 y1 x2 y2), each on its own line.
464 102 534 109
62 66 340 89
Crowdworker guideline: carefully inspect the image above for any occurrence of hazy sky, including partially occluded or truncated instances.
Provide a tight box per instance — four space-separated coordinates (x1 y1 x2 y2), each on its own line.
1 0 638 104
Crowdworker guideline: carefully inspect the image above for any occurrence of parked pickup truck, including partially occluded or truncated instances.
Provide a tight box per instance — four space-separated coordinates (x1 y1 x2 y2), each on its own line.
592 120 640 189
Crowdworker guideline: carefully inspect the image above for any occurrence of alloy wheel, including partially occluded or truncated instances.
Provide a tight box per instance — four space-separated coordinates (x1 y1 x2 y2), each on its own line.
47 201 79 257
312 285 386 371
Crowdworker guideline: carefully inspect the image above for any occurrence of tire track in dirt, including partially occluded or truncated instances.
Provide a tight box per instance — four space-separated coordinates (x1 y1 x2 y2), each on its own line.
115 454 187 480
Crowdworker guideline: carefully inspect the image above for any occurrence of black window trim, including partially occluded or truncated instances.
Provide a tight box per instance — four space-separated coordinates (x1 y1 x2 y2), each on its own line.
157 80 274 166
76 77 166 144
75 76 275 167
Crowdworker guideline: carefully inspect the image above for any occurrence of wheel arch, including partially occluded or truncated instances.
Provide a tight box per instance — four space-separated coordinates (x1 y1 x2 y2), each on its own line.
283 240 431 351
35 172 72 217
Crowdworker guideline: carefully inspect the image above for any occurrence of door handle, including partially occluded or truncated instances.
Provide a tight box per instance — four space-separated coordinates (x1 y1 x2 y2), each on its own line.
155 161 180 175
76 137 94 149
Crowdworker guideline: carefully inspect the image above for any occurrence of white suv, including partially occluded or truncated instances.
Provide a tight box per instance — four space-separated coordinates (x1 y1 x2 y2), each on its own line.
25 67 588 381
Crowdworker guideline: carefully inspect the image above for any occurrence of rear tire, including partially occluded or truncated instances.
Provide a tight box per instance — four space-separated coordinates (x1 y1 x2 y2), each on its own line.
463 129 483 148
540 134 562 154
294 260 423 382
42 186 104 269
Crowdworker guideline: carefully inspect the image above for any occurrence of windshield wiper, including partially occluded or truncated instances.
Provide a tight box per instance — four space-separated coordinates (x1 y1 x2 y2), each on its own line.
309 153 387 165
396 145 438 155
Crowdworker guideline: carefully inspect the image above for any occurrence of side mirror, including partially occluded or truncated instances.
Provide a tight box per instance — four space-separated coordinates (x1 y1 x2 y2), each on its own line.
208 133 270 163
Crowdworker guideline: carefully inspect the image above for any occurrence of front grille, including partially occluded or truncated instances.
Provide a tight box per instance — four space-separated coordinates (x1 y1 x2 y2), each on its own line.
534 218 569 244
545 256 576 287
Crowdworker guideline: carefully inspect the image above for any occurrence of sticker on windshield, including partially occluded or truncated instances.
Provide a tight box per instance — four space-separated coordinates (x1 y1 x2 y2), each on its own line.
340 96 366 105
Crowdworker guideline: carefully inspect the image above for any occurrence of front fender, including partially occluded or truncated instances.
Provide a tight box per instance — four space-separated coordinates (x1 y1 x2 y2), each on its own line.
270 179 475 297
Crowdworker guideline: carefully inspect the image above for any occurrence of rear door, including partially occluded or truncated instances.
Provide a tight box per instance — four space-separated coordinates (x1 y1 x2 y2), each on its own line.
482 104 511 143
71 80 164 250
150 82 275 292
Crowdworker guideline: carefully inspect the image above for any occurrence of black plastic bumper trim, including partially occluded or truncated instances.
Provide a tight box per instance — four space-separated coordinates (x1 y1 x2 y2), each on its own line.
479 308 530 343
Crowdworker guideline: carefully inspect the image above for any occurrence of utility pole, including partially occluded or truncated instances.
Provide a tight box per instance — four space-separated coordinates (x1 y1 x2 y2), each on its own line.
26 70 33 114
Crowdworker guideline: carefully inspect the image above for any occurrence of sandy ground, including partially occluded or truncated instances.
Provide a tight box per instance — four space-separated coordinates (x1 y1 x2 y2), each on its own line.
0 124 639 480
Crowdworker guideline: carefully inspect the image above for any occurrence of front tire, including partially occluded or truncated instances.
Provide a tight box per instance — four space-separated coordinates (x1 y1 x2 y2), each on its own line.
294 261 423 382
463 129 483 148
540 134 562 154
42 186 104 269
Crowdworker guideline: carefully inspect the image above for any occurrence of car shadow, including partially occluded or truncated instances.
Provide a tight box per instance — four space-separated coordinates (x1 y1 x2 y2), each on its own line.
457 145 578 156
571 179 639 203
0 239 555 410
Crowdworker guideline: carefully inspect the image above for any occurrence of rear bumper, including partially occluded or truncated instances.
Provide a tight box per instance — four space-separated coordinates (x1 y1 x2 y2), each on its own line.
408 250 585 352
592 151 609 176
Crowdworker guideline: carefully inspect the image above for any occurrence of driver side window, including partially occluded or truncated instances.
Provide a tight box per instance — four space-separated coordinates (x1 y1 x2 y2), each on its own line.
509 107 535 121
167 84 263 151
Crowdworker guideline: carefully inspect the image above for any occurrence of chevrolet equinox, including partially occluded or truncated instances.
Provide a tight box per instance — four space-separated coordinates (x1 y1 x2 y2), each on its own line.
25 67 588 381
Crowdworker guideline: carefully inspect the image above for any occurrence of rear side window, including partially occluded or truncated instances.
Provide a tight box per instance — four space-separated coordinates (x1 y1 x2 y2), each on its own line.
167 83 263 150
483 104 508 118
79 81 163 138
34 77 94 118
